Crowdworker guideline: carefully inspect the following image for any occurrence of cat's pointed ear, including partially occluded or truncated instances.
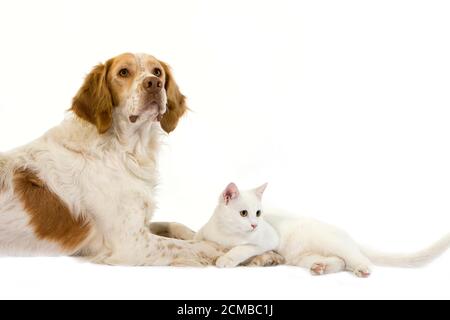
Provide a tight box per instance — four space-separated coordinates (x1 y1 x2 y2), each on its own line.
254 183 268 199
223 183 240 205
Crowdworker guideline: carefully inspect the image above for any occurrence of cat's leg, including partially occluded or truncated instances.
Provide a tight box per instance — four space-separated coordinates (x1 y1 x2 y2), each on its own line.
149 222 196 240
304 223 373 277
291 253 346 275
338 249 372 278
216 245 268 268
313 244 372 277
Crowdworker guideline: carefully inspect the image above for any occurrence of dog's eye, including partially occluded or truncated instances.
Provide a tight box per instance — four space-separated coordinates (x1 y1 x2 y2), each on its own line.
118 68 129 77
240 210 248 217
256 210 262 217
153 68 162 77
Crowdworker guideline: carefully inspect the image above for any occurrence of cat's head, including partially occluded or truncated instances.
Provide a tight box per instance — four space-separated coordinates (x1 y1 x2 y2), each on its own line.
218 182 268 233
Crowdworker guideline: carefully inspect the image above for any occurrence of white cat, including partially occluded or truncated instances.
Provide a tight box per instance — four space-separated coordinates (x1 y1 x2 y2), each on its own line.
195 183 279 268
196 183 450 277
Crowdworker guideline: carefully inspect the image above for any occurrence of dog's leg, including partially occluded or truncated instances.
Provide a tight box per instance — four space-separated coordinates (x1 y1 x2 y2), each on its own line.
242 251 286 267
148 223 285 267
93 224 286 267
148 224 285 267
90 224 224 267
149 222 196 240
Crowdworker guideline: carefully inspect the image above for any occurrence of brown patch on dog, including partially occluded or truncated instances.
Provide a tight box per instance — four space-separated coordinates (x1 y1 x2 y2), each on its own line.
71 59 115 134
158 60 188 133
13 168 91 251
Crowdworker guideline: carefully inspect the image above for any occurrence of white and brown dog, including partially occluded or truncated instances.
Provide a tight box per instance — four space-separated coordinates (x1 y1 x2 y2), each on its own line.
0 53 283 266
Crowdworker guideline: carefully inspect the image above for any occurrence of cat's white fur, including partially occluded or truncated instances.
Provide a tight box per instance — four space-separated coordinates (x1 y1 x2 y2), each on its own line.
197 183 450 277
195 183 279 268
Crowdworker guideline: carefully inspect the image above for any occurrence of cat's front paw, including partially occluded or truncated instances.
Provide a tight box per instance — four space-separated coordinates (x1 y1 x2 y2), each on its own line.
216 256 239 268
310 263 327 275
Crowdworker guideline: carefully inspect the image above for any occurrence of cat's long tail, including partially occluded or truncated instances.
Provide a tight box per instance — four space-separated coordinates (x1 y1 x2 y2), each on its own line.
360 233 450 268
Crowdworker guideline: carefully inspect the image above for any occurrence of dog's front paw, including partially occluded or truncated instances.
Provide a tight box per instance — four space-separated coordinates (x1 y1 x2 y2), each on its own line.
244 251 286 267
216 256 239 268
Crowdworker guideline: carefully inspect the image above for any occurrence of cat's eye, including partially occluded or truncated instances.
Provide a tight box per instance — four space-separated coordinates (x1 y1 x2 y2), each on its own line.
240 210 248 217
118 68 129 77
256 210 262 217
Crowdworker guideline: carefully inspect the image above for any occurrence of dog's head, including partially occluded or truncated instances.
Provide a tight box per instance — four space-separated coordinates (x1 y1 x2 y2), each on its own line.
71 53 187 134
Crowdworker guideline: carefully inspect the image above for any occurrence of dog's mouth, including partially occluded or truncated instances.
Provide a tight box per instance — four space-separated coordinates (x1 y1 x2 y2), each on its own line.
129 99 166 124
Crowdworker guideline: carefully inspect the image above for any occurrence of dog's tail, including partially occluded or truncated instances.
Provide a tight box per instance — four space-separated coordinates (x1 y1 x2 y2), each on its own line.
360 233 450 268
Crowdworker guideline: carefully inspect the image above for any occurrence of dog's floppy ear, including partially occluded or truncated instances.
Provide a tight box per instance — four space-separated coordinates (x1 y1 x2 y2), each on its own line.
71 61 114 134
158 60 187 133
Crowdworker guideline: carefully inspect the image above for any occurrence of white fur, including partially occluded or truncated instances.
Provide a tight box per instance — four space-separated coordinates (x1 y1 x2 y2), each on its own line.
0 53 222 266
266 211 449 276
195 183 279 268
198 183 449 277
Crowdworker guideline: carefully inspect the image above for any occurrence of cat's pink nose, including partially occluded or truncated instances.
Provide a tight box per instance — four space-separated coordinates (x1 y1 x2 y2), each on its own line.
251 224 258 229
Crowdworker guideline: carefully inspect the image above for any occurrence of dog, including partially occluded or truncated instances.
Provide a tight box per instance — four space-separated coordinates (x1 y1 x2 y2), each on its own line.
0 53 283 267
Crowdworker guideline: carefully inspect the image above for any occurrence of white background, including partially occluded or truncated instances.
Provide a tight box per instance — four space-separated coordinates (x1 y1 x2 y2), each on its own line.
0 0 449 300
